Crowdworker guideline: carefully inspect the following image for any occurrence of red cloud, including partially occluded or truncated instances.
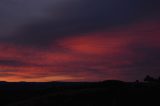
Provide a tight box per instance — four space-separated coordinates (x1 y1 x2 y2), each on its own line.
0 19 159 82
59 33 133 55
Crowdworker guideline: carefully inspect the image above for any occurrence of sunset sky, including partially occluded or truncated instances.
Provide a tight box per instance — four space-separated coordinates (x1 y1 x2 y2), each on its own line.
0 0 160 82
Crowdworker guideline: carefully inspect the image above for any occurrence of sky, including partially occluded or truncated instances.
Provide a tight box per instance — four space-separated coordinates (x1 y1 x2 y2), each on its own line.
0 0 160 82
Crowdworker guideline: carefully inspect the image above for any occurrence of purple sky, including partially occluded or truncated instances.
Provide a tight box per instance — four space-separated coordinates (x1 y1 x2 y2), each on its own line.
0 0 159 82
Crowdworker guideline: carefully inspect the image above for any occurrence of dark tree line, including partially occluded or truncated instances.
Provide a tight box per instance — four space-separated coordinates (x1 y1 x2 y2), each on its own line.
144 75 160 82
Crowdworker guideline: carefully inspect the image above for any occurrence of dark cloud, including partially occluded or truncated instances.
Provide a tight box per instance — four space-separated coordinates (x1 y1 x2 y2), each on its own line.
132 47 160 67
0 0 159 46
0 60 28 67
0 73 15 77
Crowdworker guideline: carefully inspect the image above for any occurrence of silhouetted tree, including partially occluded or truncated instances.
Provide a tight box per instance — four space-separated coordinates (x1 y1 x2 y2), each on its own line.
158 77 160 82
144 75 156 82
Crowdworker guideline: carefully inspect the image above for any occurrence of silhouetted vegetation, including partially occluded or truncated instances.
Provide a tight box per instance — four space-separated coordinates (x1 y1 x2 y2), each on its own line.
144 75 160 83
0 76 160 106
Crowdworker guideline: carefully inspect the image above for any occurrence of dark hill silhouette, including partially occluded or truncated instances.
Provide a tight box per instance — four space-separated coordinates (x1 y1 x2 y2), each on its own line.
0 77 160 106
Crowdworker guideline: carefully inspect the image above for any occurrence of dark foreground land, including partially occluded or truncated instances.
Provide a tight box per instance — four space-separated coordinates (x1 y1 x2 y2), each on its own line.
0 80 160 106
